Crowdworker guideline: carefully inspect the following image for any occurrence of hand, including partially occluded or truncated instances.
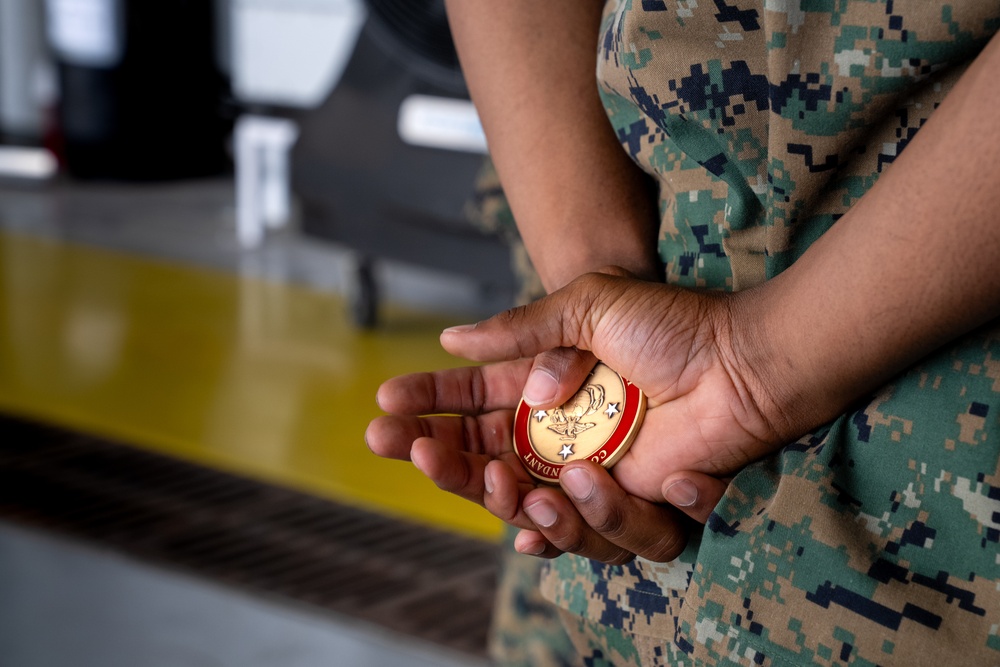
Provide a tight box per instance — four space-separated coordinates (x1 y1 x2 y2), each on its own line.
367 352 727 564
439 269 791 505
500 459 728 563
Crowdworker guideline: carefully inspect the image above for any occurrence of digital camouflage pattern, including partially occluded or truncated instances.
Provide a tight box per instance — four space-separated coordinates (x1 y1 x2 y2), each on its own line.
488 528 581 667
525 1 1000 665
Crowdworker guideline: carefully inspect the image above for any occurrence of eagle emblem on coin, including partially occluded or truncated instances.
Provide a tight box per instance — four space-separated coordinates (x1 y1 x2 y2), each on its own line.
512 363 645 484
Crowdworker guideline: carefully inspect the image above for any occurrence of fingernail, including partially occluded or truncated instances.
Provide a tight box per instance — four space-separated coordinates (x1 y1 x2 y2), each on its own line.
522 369 558 406
524 501 558 528
484 467 495 495
516 541 546 556
664 479 698 507
442 323 476 334
561 468 594 501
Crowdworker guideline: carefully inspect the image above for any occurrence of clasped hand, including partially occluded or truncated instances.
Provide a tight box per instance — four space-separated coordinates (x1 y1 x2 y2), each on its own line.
366 269 791 564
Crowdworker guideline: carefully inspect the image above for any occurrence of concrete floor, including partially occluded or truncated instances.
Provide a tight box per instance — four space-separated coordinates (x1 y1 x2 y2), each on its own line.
0 522 487 667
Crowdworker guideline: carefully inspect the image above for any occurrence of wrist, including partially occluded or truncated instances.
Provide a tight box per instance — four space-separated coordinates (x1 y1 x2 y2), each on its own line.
527 232 663 293
540 257 661 293
720 285 840 447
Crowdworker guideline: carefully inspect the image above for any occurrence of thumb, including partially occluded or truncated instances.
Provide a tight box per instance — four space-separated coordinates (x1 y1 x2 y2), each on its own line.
440 269 638 368
521 347 598 409
660 471 729 524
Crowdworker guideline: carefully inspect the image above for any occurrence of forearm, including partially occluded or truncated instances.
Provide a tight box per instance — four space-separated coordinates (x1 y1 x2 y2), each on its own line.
744 32 1000 439
445 0 661 291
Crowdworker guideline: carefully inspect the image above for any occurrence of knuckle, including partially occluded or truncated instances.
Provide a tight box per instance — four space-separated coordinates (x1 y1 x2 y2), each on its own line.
484 496 516 523
534 346 588 379
532 348 566 374
571 271 607 297
588 503 628 540
493 306 537 360
568 272 626 347
494 305 523 325
642 531 687 563
549 529 589 556
605 550 637 566
459 416 485 455
467 368 487 414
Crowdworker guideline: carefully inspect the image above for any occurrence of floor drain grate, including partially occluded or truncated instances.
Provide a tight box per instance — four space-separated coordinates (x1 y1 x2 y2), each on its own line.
0 414 499 658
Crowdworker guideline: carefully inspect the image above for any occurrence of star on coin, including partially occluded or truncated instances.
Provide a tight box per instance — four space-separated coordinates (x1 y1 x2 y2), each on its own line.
558 443 575 460
604 402 620 418
534 410 548 422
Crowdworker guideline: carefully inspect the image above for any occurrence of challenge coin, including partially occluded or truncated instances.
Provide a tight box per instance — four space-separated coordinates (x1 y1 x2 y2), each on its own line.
512 362 645 484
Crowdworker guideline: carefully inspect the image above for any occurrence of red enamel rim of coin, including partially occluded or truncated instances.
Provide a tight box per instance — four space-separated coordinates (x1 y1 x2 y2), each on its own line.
512 375 644 484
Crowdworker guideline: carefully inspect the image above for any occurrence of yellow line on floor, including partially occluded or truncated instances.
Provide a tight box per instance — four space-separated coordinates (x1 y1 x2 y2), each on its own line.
0 232 502 540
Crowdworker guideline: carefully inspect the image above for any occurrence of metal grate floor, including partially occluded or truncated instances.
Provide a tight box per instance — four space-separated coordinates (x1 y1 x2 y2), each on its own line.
0 414 499 658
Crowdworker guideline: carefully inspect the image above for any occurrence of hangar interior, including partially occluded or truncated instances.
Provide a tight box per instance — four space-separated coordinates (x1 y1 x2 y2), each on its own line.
0 1 517 665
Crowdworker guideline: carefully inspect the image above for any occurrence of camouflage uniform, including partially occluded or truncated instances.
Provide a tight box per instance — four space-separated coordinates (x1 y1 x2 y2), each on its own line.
530 2 1000 665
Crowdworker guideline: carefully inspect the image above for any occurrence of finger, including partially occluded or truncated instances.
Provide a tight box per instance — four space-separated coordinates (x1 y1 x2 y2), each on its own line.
482 460 539 531
410 437 537 514
365 410 514 460
661 471 730 524
440 271 672 381
557 461 689 562
512 529 563 559
440 273 610 361
375 359 533 416
521 346 598 409
410 436 491 507
521 485 637 565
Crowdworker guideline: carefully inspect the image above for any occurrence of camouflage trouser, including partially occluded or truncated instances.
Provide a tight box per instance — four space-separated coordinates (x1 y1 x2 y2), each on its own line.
488 529 580 667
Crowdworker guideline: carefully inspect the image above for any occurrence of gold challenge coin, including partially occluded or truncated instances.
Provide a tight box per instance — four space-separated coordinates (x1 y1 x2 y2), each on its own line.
512 362 646 484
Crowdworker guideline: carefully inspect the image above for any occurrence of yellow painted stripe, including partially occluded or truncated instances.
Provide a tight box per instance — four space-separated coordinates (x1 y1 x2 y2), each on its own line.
0 232 502 540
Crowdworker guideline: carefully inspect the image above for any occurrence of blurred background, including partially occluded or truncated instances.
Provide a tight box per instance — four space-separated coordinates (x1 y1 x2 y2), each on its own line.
0 1 520 665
